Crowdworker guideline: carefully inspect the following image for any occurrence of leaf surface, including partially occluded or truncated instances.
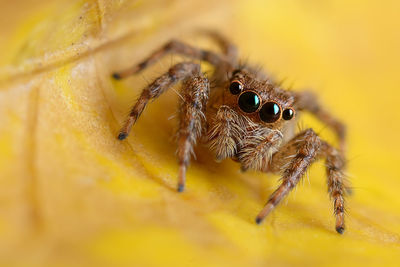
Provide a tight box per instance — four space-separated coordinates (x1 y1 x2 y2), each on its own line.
0 0 399 266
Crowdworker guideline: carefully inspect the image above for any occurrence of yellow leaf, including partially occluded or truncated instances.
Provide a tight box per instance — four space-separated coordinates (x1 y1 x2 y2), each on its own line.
0 0 399 266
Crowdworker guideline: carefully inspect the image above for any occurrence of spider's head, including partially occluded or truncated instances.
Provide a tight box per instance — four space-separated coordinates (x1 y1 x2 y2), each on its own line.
224 69 296 129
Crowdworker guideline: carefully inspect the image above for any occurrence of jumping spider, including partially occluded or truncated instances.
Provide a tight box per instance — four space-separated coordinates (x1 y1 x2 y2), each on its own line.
112 32 348 234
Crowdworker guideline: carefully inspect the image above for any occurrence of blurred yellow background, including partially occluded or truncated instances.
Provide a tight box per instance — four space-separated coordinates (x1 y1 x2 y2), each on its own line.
0 0 399 266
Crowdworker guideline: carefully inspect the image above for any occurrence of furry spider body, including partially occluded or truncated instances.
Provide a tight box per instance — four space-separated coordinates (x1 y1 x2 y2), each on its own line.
113 33 348 234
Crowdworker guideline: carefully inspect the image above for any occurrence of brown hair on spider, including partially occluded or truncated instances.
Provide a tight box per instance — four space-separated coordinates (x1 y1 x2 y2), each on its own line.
112 31 348 235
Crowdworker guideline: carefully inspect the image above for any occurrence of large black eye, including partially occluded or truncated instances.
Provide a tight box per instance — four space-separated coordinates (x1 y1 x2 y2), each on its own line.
259 102 281 123
238 91 260 113
282 108 294 120
229 81 243 95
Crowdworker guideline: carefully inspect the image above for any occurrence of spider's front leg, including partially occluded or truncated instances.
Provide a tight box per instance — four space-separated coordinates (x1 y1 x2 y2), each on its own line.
255 129 321 224
116 60 210 192
257 129 347 234
176 75 210 192
117 62 200 140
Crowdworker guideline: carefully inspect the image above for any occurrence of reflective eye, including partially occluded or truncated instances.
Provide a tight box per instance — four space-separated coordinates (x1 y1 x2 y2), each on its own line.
259 102 281 123
282 108 294 120
238 91 260 113
229 81 243 95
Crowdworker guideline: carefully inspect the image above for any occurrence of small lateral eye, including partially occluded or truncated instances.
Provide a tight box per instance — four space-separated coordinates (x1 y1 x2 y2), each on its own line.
238 91 260 113
282 108 295 120
259 102 281 123
229 81 243 95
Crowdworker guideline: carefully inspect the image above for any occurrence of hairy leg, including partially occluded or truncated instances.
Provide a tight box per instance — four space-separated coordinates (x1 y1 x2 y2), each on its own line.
293 91 346 152
199 30 238 64
118 62 200 140
256 129 321 225
264 129 348 234
321 141 347 234
176 75 210 192
112 39 230 80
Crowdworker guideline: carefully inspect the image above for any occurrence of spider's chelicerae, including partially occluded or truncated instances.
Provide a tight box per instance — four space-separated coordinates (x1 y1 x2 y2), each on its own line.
113 32 348 234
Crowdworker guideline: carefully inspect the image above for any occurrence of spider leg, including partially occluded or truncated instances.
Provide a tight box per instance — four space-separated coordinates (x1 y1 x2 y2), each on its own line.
176 75 210 192
256 129 321 225
118 62 200 140
321 141 347 234
199 30 238 64
113 39 230 80
293 91 346 152
260 129 348 234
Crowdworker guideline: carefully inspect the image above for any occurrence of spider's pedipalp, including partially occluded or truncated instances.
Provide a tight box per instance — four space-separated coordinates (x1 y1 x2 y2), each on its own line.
238 128 282 171
207 106 244 161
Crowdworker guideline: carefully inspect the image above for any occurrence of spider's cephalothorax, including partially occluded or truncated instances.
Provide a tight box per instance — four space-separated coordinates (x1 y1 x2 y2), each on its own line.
113 32 348 234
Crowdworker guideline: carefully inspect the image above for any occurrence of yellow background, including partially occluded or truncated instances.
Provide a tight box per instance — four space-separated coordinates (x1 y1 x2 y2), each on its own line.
0 0 399 266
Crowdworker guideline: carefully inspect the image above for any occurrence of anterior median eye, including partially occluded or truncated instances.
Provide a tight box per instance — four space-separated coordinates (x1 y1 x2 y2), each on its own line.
259 102 281 123
238 91 260 113
229 81 243 95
